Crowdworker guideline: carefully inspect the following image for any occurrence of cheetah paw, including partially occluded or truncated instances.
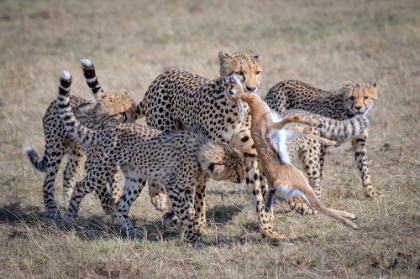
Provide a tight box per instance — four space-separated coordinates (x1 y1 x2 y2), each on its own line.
162 211 181 227
150 192 170 212
367 190 382 199
44 209 61 219
262 231 286 245
289 197 317 215
126 227 146 239
194 222 206 235
101 204 116 216
191 242 205 249
59 214 75 229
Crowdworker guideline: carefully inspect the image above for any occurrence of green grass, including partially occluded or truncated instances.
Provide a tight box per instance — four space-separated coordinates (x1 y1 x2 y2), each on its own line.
0 0 419 278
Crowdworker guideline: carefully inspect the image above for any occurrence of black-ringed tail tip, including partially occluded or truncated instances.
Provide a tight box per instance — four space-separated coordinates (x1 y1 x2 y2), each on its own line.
80 58 100 94
58 70 71 98
354 225 360 230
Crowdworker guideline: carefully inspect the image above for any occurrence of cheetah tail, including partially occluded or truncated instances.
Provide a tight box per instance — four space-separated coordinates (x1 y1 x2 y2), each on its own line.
317 114 371 143
25 146 48 172
57 70 99 151
279 109 371 143
80 58 102 99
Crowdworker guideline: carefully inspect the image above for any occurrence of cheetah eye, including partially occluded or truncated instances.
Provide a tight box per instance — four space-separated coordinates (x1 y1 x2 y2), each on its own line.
349 96 355 101
235 71 243 76
364 96 369 100
256 71 261 75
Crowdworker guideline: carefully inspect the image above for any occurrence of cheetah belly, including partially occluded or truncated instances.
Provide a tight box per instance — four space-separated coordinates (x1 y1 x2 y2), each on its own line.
135 158 176 186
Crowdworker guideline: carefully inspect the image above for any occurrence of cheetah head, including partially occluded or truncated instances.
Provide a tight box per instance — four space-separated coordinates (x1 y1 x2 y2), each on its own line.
218 51 262 94
199 142 245 184
95 90 138 128
343 81 378 116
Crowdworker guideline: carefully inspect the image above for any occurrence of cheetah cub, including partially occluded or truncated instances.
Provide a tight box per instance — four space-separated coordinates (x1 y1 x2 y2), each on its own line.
225 75 366 233
26 59 139 218
265 79 378 201
56 70 245 243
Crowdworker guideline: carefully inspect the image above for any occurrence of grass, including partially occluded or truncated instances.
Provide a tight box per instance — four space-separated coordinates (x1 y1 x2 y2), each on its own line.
0 0 419 278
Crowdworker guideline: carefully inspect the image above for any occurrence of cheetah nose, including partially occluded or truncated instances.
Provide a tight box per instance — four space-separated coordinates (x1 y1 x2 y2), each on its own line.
246 86 257 92
355 106 362 110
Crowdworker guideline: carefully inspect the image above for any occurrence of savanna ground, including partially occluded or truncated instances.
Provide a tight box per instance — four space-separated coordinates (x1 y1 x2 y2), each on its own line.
0 0 419 278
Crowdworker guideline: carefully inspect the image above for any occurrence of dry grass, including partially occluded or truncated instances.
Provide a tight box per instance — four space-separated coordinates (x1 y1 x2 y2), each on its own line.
0 0 419 278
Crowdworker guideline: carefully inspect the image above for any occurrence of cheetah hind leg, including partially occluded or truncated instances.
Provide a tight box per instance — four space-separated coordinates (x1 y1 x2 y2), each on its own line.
96 185 116 216
108 167 123 203
160 119 184 226
62 141 83 206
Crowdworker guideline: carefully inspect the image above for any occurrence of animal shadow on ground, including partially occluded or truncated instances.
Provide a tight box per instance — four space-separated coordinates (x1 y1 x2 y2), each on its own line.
0 202 122 240
205 204 243 225
0 201 176 242
0 201 256 246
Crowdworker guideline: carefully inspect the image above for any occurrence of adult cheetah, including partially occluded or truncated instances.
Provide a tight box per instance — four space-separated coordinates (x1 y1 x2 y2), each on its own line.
139 51 286 241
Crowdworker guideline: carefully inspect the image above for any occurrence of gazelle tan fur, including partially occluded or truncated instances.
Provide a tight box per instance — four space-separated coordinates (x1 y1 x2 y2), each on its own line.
224 75 360 231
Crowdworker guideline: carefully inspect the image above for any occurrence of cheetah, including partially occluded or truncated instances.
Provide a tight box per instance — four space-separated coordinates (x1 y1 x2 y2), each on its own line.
138 52 286 240
56 70 245 243
225 75 364 232
26 59 139 218
265 80 378 212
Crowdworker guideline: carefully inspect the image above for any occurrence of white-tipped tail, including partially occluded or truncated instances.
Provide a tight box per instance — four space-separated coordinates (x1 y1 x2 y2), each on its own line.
25 146 33 153
61 70 71 80
80 58 93 67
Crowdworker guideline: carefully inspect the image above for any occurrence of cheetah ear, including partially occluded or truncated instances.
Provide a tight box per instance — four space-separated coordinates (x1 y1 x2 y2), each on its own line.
343 81 353 89
208 163 224 175
213 164 225 175
218 51 230 64
253 53 261 60
369 81 379 100
135 103 143 118
174 119 185 130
